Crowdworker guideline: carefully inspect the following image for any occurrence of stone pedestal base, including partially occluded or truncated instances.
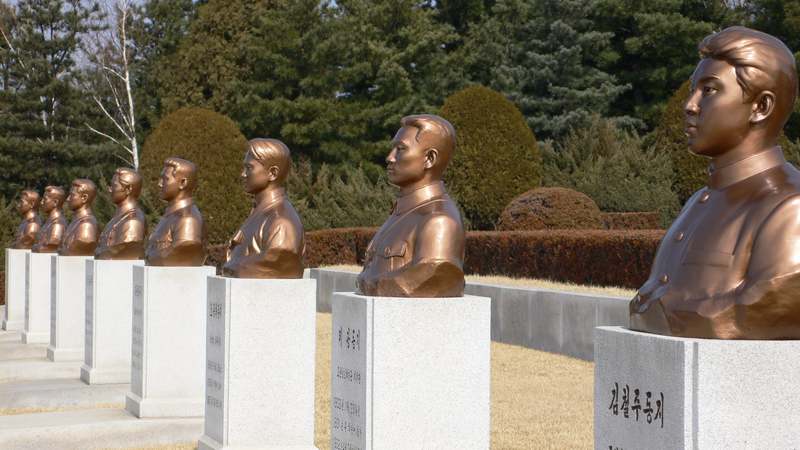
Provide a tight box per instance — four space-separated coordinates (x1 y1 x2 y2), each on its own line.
198 277 317 450
22 252 54 344
81 259 144 385
331 292 490 450
3 249 28 331
125 265 216 418
47 255 92 361
594 326 800 449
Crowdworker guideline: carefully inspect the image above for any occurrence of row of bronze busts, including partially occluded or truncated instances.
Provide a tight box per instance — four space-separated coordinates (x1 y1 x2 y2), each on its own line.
12 144 305 279
11 116 466 290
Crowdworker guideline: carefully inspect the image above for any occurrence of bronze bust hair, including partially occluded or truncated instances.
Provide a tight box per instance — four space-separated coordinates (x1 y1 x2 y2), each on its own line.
222 138 305 279
12 190 41 250
145 157 207 266
630 26 800 339
356 114 465 297
31 185 67 254
96 168 147 260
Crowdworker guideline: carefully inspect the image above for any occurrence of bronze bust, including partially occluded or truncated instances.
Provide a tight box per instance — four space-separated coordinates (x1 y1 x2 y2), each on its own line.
59 179 99 257
96 168 147 260
31 186 67 254
630 26 800 339
145 157 207 266
222 138 305 279
357 114 465 297
12 190 41 250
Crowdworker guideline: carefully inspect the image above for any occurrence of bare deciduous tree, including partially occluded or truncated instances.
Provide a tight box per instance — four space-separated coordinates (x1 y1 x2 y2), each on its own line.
83 0 140 168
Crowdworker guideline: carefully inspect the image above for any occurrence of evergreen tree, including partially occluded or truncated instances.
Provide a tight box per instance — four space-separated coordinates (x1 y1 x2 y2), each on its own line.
463 0 636 139
592 0 741 128
0 0 114 198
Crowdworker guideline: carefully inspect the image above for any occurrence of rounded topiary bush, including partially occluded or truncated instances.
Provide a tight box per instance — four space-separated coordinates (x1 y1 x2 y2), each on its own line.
440 85 542 229
496 187 603 230
140 107 250 243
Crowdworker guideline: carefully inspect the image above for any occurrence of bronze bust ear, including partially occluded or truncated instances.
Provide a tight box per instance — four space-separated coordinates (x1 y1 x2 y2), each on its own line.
12 190 41 250
31 185 67 254
356 114 465 297
630 26 800 339
96 168 147 260
145 157 207 266
222 138 305 279
59 179 99 257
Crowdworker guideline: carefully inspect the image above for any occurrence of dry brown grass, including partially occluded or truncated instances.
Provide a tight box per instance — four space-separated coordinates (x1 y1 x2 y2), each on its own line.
320 263 635 298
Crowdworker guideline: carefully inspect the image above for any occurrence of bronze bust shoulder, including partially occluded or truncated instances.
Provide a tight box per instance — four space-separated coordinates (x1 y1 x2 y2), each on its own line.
31 186 67 254
96 168 147 260
59 179 99 257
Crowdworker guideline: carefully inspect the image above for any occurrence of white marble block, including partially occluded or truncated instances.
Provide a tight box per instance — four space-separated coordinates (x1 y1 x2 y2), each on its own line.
3 249 29 331
198 277 318 450
22 252 55 344
331 292 491 450
594 326 800 449
81 259 144 384
125 265 216 418
47 255 93 361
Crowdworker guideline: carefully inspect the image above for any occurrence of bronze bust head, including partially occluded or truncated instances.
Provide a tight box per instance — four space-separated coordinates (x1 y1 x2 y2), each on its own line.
96 168 147 260
356 114 465 297
145 157 207 266
59 179 99 256
630 26 800 339
222 138 305 279
12 190 41 250
32 185 67 254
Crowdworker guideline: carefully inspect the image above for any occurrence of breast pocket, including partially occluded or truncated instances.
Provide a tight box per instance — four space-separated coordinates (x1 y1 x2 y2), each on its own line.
681 248 734 268
382 241 408 271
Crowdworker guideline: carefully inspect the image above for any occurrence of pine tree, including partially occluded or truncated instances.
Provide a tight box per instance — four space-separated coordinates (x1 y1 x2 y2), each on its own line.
0 0 114 198
463 0 636 139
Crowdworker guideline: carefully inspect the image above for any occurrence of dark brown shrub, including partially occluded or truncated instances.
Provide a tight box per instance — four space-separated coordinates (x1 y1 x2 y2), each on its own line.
601 212 661 230
497 187 603 230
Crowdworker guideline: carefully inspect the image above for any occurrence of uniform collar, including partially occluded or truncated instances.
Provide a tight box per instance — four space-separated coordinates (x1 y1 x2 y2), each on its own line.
46 209 63 222
164 197 194 215
392 181 445 215
708 146 785 190
253 187 286 213
71 207 92 220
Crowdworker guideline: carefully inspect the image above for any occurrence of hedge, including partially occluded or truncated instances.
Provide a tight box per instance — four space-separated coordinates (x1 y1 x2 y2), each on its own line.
214 227 662 289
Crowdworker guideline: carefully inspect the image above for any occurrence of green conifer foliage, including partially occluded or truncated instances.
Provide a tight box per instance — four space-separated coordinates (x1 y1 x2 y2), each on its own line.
440 85 542 229
139 107 249 243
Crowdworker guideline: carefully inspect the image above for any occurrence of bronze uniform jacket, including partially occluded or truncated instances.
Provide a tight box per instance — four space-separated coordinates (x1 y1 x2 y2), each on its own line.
60 210 98 255
33 212 66 252
98 206 147 257
12 215 41 249
224 191 305 278
357 181 465 297
630 147 800 339
146 198 207 266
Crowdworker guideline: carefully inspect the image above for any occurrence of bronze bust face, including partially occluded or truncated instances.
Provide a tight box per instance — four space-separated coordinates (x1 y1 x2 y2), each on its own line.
356 114 465 297
630 26 800 339
31 186 67 254
59 179 99 256
145 157 207 266
222 138 305 279
96 168 147 260
12 190 41 250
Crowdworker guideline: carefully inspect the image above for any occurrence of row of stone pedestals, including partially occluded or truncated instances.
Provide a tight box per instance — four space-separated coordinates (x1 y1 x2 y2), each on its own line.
2 247 492 449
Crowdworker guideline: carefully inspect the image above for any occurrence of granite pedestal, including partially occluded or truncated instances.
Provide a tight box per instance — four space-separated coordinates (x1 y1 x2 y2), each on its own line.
22 252 54 344
594 326 800 449
3 249 29 331
331 292 491 450
198 277 317 450
125 265 216 418
47 255 92 361
81 259 144 384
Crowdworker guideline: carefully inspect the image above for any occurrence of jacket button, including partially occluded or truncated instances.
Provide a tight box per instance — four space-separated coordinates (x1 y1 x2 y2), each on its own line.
660 274 669 284
699 192 711 203
675 231 685 241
